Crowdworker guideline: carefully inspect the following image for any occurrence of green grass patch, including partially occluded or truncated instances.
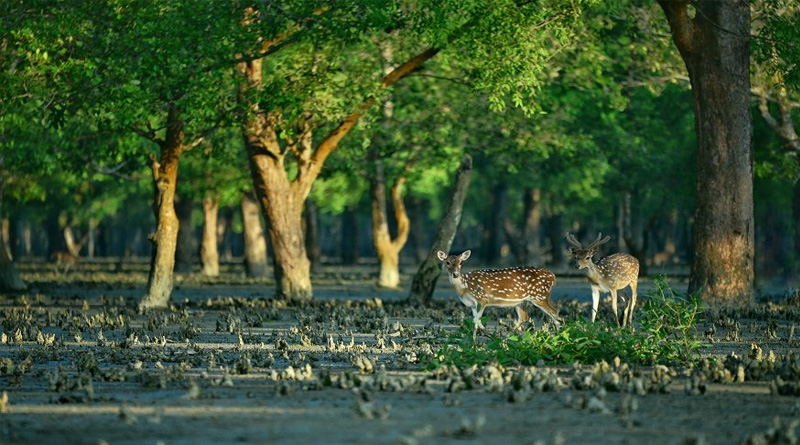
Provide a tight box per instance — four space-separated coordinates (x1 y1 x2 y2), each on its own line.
428 276 703 369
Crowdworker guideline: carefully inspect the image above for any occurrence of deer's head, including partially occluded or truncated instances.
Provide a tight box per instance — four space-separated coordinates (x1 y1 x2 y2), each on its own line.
437 250 471 278
566 233 610 269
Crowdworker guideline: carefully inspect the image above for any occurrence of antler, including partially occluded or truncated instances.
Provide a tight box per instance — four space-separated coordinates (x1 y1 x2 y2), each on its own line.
565 233 583 248
588 233 611 250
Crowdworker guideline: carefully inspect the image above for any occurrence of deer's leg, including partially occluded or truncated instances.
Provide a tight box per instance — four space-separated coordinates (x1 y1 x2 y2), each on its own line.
610 289 620 327
620 291 630 328
515 304 530 330
473 304 486 330
628 281 638 329
469 304 488 340
590 285 600 323
534 299 561 328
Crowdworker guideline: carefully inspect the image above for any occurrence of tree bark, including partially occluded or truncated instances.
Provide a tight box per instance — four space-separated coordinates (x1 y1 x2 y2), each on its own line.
659 0 754 304
370 160 411 288
87 217 97 259
791 182 800 273
63 224 89 258
0 182 26 291
174 195 196 275
504 187 543 265
341 207 359 265
218 207 233 262
304 200 322 273
522 187 543 265
408 197 428 264
140 107 186 309
408 155 473 304
200 197 220 277
483 181 508 265
621 193 650 277
545 210 566 269
241 191 269 278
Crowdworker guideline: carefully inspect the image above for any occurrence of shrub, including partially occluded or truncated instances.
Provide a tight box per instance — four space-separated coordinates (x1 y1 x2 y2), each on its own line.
428 276 702 369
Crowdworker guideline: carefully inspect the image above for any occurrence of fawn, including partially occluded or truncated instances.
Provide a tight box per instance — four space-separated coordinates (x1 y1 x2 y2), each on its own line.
437 250 560 337
566 233 639 328
52 251 78 274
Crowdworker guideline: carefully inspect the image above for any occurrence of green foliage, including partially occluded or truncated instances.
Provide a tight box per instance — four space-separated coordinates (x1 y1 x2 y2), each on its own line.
754 0 800 92
411 0 597 114
638 276 703 362
310 170 367 215
428 277 702 369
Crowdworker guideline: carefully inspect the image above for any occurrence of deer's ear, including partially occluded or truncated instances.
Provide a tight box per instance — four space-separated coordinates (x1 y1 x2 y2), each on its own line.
461 250 472 261
568 247 575 255
437 250 447 261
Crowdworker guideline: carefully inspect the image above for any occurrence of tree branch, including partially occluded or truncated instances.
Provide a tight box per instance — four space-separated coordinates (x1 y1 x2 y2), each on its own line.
390 175 410 249
131 121 164 145
294 46 441 200
757 94 800 153
658 0 695 57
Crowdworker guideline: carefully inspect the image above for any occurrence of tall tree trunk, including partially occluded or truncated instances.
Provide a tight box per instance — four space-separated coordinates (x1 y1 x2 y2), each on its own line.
140 108 186 309
0 183 26 291
370 160 411 288
13 218 31 258
522 187 543 265
545 210 566 269
794 182 800 273
408 197 428 264
46 214 64 257
483 181 508 265
201 197 220 277
248 157 309 297
621 192 650 276
2 219 11 261
241 191 269 278
408 155 472 304
174 195 196 275
760 202 788 279
87 217 97 259
659 0 754 304
304 200 322 273
63 224 90 258
504 187 543 265
615 197 627 253
219 207 233 262
341 207 359 265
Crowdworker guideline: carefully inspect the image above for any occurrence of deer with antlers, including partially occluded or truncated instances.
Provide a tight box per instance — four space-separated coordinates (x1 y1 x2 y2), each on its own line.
437 250 560 338
566 233 639 328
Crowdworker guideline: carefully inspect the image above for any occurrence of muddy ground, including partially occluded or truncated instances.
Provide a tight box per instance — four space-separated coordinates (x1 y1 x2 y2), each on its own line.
1 262 800 445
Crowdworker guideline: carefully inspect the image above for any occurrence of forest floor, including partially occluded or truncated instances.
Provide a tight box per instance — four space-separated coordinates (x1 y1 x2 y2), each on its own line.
1 261 800 445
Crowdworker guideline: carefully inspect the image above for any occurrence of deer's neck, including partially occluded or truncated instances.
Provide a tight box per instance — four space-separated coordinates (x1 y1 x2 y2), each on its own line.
449 272 469 295
586 262 606 286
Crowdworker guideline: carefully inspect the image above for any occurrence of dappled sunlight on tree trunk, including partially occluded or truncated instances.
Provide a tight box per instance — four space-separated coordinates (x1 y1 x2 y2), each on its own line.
659 0 754 305
371 161 410 289
140 109 185 310
240 191 269 279
174 195 196 275
409 155 472 304
200 197 220 277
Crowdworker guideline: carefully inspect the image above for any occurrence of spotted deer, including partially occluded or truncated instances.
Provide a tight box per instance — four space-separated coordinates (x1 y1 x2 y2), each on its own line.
51 251 78 274
566 233 639 328
437 250 560 337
